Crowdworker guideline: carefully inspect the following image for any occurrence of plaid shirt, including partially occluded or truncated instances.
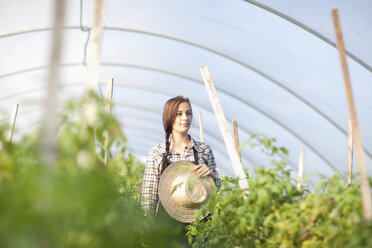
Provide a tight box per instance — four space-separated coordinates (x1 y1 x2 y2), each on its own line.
141 136 221 215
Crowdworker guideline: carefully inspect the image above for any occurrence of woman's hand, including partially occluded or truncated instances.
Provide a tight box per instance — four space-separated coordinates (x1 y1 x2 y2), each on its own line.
193 164 215 179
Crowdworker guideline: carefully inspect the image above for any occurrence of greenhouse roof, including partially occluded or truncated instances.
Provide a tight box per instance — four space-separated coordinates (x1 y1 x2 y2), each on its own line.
1 0 371 187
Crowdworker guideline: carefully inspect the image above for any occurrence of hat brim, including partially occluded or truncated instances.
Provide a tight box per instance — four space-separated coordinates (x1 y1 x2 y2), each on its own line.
158 160 216 223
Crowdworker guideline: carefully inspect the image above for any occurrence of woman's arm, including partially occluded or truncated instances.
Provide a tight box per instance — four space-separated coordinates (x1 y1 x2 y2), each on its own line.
141 149 160 216
206 144 221 189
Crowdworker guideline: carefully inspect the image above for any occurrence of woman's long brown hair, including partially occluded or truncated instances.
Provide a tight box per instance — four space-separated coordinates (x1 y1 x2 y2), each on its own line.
160 96 192 175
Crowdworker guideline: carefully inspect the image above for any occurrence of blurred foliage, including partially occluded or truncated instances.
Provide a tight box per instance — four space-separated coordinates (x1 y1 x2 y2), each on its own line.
187 135 372 248
0 94 186 248
1 97 371 247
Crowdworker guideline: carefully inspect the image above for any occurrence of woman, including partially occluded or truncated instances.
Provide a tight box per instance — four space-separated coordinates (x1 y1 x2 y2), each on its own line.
141 96 221 217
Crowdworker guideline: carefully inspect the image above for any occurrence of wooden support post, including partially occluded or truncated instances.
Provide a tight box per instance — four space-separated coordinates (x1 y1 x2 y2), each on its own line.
41 0 66 166
103 78 114 165
297 148 304 190
200 66 249 191
86 0 105 92
347 118 353 185
105 78 114 114
84 0 105 126
232 120 242 163
198 111 204 142
332 9 372 221
6 104 19 143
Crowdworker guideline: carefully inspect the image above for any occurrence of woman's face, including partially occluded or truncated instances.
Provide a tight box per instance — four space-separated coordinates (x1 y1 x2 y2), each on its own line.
172 102 192 135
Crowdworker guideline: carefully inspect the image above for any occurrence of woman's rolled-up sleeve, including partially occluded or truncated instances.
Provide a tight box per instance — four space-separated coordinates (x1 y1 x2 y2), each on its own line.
206 144 221 189
141 149 160 216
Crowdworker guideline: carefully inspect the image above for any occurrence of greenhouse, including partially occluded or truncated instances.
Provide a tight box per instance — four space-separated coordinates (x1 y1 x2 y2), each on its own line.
1 0 371 247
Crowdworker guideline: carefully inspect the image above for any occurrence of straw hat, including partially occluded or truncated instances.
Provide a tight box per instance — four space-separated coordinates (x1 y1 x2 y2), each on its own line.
158 160 216 223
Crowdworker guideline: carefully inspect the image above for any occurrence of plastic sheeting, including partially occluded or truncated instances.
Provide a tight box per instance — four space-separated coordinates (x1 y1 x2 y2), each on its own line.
1 0 371 187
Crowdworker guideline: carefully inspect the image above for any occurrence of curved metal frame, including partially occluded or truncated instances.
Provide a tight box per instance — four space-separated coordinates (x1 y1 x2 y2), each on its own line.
0 26 354 140
243 0 372 73
1 79 337 174
1 62 364 169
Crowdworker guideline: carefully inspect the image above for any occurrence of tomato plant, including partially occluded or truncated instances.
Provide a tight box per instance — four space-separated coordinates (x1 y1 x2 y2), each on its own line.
1 99 371 247
187 135 372 248
0 96 185 248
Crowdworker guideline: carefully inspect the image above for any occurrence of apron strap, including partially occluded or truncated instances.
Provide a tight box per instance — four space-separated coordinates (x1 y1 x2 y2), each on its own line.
193 146 199 165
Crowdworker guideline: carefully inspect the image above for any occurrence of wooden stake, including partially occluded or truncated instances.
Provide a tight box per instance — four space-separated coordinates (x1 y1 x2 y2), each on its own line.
103 78 114 165
332 9 372 221
6 104 19 143
347 118 353 185
84 0 105 126
232 120 242 163
297 148 304 190
198 111 204 142
105 78 114 114
86 0 105 92
200 66 249 191
41 0 66 166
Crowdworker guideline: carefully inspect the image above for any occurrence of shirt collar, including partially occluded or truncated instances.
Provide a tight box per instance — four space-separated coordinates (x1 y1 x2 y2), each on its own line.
189 135 202 152
161 134 201 153
164 134 201 152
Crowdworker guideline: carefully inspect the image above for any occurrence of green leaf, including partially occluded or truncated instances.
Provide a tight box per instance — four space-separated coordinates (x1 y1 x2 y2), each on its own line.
249 140 255 148
279 147 289 156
